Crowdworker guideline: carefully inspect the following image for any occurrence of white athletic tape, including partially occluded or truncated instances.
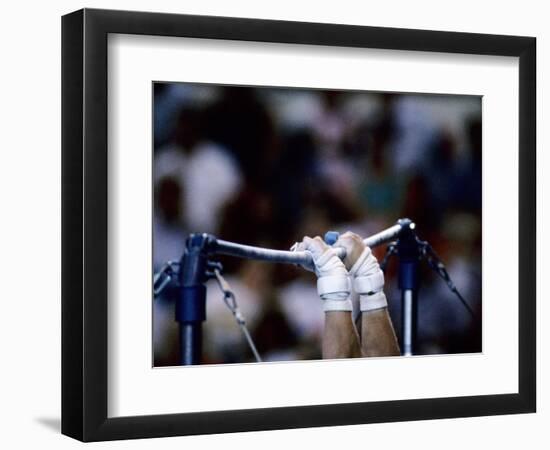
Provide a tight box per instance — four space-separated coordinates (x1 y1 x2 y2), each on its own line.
349 247 380 279
354 271 385 295
323 298 353 312
349 247 371 277
317 275 351 298
360 291 388 312
314 248 341 272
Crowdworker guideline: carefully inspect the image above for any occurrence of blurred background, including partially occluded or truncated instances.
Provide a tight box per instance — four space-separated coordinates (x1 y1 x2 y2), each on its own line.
153 82 482 366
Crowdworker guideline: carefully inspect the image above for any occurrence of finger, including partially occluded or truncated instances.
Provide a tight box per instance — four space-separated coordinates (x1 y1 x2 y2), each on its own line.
334 235 355 254
301 235 315 248
335 233 366 270
292 236 316 253
334 234 352 248
339 231 356 240
343 231 364 244
313 236 326 244
290 238 315 272
312 236 330 252
301 236 328 259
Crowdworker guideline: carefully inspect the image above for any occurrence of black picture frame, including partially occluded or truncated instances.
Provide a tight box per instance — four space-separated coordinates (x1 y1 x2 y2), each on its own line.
62 8 536 442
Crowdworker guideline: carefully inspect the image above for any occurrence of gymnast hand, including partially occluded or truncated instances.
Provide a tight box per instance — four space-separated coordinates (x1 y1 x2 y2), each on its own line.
334 232 400 356
293 236 352 312
292 236 362 359
334 232 387 310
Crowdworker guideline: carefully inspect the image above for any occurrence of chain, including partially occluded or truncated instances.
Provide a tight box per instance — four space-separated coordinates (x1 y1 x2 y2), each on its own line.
379 239 475 320
211 268 263 363
380 242 398 273
153 260 262 362
419 241 476 319
153 261 179 297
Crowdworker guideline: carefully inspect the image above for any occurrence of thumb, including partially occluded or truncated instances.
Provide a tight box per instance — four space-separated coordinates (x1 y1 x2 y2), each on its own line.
302 236 329 259
334 232 365 270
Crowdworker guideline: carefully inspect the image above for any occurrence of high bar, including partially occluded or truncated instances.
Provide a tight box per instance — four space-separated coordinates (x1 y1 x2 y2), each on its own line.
211 219 414 269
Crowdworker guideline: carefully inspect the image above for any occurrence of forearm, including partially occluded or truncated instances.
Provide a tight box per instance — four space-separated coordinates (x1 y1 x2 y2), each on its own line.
360 307 400 357
323 311 363 359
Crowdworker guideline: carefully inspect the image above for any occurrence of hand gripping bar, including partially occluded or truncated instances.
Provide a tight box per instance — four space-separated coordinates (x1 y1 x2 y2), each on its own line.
209 219 414 270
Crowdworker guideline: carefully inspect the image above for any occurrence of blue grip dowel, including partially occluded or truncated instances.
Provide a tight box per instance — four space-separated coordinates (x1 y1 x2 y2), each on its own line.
324 231 340 245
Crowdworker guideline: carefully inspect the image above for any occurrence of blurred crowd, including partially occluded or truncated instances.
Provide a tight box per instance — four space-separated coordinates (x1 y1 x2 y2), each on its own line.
153 82 482 366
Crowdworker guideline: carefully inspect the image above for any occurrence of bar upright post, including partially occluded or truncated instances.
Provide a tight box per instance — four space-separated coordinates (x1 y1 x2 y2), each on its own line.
176 234 213 365
396 219 420 356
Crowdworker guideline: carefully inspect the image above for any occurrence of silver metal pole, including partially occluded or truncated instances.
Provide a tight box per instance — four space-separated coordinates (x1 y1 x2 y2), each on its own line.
213 222 408 270
402 289 416 356
180 323 202 365
364 223 403 248
213 239 316 266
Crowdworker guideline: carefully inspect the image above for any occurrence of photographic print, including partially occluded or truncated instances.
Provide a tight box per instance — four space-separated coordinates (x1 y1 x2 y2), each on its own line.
62 10 535 440
152 83 482 366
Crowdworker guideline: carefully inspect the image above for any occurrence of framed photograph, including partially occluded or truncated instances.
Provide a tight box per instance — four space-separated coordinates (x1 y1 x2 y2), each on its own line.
62 8 536 441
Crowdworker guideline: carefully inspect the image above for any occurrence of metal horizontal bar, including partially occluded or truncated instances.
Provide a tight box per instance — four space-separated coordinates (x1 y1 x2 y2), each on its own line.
211 220 412 269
